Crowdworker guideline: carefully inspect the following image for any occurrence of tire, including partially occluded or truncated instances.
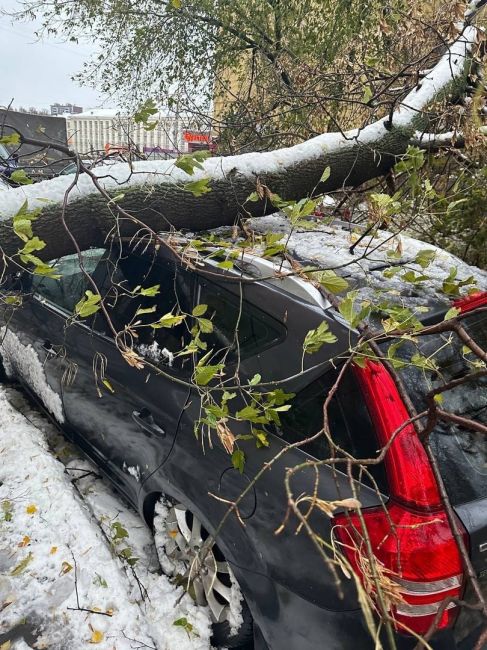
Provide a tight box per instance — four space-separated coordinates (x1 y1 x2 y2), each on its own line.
153 497 254 648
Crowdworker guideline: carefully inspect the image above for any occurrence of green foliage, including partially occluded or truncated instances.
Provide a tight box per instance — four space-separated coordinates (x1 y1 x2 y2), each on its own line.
16 0 407 151
303 321 337 354
10 169 33 185
184 178 211 196
75 290 102 318
2 500 13 522
10 552 33 576
173 617 198 638
231 449 245 473
175 151 211 175
93 573 108 588
133 98 158 129
0 133 21 145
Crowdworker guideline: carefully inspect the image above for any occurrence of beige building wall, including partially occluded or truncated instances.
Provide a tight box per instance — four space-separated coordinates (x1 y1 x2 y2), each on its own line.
66 110 190 155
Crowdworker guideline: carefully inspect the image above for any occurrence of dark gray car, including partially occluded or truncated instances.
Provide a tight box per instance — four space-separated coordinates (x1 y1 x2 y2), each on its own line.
1 241 486 650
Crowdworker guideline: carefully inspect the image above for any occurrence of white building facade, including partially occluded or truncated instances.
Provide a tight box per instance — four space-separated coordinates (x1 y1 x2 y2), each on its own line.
65 109 195 157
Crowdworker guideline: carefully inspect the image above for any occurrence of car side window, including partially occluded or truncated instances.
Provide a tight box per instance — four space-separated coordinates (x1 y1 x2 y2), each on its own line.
94 251 193 373
31 248 106 313
278 367 388 493
196 277 286 362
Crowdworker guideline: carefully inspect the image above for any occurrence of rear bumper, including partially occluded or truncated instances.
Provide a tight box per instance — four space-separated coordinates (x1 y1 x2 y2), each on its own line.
251 578 483 650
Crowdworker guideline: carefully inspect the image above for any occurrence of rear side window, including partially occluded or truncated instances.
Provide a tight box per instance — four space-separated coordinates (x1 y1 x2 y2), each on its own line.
277 368 388 493
386 311 487 506
196 278 286 362
94 251 193 373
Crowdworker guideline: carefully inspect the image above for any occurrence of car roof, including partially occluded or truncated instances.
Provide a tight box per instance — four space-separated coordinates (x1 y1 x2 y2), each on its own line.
164 213 487 320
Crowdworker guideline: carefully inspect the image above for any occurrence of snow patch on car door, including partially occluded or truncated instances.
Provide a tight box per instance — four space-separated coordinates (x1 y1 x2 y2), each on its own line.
0 327 64 423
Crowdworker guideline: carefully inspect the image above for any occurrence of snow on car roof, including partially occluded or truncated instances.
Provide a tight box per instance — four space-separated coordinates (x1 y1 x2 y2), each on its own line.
244 214 487 312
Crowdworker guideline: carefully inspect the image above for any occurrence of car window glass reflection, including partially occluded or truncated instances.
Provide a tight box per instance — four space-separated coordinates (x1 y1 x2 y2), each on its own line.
31 248 106 314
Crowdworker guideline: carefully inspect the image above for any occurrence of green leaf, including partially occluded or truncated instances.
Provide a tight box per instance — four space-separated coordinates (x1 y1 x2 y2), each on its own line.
217 260 234 269
320 166 331 183
152 312 186 328
444 307 460 321
0 133 21 145
303 320 338 354
137 284 160 297
135 305 157 316
20 237 46 255
247 191 260 202
11 552 33 576
255 430 269 447
194 364 223 386
170 0 182 8
184 178 211 196
93 573 108 588
192 303 208 317
362 84 373 104
249 373 261 386
236 405 259 420
338 291 359 325
316 270 348 294
75 290 102 318
10 169 33 185
133 99 158 127
175 151 211 175
111 521 129 542
414 249 436 269
196 317 213 334
231 449 245 474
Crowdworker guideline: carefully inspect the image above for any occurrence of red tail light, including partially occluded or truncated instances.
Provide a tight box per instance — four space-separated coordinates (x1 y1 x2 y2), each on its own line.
333 361 465 636
453 290 487 314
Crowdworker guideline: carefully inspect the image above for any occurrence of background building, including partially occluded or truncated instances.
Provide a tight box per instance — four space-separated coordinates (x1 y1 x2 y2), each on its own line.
51 103 83 116
0 108 68 178
65 109 213 157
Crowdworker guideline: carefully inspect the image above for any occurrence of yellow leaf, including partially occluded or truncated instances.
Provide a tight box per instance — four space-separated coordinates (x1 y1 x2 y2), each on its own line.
61 561 73 574
89 629 104 644
50 546 58 555
168 529 178 539
19 535 30 547
1 640 12 650
26 504 37 515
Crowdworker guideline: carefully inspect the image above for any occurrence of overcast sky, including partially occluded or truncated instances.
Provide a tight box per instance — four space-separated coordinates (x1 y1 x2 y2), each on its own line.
0 0 105 111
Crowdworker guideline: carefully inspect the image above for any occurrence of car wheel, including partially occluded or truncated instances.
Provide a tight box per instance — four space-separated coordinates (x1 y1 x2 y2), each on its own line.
154 498 254 648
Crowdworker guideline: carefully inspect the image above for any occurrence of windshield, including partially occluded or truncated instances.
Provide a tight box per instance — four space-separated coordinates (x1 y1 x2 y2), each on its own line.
383 310 487 506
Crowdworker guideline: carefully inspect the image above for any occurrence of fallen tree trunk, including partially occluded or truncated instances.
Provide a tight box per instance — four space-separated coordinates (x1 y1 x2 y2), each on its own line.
0 6 485 265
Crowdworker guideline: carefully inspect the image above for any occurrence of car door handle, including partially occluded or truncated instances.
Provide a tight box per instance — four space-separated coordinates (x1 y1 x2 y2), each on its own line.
132 409 166 437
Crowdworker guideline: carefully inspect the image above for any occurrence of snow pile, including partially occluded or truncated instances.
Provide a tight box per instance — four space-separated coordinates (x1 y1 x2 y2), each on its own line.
137 342 174 367
0 387 212 650
0 328 64 423
249 214 487 307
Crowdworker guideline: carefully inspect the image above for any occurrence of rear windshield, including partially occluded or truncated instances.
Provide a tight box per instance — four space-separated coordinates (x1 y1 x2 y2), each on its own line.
384 310 487 506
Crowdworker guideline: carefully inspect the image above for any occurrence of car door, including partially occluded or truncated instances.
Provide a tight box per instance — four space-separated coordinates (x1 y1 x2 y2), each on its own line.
0 249 107 425
60 247 193 506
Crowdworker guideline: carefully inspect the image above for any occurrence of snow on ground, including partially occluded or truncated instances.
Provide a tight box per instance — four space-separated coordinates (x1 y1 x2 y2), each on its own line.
0 386 212 650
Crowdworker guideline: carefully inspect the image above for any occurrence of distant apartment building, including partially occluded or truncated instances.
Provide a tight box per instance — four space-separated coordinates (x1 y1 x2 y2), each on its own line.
67 109 184 155
51 103 83 116
65 109 212 156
